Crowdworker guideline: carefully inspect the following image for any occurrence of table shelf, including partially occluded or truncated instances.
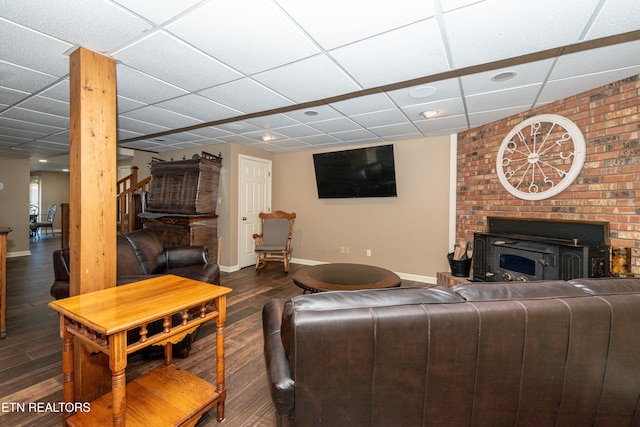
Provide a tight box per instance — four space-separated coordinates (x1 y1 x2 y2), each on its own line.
67 364 218 427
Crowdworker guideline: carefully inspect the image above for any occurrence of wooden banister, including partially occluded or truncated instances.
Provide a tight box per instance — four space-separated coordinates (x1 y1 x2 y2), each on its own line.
117 175 151 234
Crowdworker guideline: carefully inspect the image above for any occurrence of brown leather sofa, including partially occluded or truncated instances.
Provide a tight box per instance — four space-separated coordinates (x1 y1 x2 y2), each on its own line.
50 228 220 300
263 277 640 426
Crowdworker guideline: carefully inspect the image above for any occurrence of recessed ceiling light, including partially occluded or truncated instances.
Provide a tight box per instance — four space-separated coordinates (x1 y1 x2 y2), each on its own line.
261 135 275 142
420 110 439 119
304 110 319 116
491 71 517 82
227 123 245 130
409 86 438 99
39 159 47 163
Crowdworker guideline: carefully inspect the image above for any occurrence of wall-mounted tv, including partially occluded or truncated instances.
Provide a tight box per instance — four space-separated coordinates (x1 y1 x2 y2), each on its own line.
312 144 398 199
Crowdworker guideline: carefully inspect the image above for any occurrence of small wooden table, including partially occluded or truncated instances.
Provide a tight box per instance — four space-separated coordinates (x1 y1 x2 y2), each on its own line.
293 263 402 294
0 226 11 339
49 275 232 426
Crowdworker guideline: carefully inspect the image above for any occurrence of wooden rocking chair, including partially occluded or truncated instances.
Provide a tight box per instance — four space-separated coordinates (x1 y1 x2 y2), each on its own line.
253 211 296 272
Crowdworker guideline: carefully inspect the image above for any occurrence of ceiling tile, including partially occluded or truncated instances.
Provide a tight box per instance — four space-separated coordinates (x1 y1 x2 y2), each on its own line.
465 84 542 112
284 105 344 123
444 0 602 68
122 105 201 129
414 114 469 134
155 94 242 122
585 0 640 40
387 78 462 107
330 93 397 116
1 0 152 53
0 61 59 94
350 109 410 128
18 96 69 117
330 19 449 88
0 18 71 76
2 107 68 128
308 117 363 133
117 96 147 114
459 59 554 96
539 66 640 104
440 0 486 13
549 40 640 81
113 31 241 92
275 0 436 50
39 80 69 102
0 116 64 135
331 128 380 143
0 87 31 107
117 116 170 135
199 78 294 114
402 97 466 121
167 0 319 75
468 106 531 128
253 54 361 103
246 114 300 130
112 0 202 25
369 123 422 139
116 65 188 104
268 124 321 139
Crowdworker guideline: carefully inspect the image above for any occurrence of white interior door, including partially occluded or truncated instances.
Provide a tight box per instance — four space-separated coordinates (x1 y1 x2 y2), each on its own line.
238 155 272 268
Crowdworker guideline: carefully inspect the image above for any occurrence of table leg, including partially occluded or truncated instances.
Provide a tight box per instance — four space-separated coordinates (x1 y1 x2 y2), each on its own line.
215 295 227 421
109 332 128 426
61 316 75 420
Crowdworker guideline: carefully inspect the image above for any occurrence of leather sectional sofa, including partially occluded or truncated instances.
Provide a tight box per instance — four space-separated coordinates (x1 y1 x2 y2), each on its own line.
263 277 640 426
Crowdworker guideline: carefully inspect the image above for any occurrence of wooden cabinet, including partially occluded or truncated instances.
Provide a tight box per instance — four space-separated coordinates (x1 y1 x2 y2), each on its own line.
141 213 219 262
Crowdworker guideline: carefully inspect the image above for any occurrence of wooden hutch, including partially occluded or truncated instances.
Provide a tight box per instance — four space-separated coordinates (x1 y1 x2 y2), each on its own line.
140 152 222 261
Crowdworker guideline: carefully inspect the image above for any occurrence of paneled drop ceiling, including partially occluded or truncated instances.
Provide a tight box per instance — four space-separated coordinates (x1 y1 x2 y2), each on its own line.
1 0 639 171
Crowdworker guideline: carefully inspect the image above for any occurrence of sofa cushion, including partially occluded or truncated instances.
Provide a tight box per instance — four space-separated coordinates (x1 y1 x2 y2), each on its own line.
452 280 588 301
569 277 640 295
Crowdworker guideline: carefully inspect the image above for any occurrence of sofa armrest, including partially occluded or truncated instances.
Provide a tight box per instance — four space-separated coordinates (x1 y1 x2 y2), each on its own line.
164 246 208 269
262 299 295 420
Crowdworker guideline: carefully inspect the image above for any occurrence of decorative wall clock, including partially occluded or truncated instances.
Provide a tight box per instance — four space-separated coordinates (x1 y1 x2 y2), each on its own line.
496 114 586 200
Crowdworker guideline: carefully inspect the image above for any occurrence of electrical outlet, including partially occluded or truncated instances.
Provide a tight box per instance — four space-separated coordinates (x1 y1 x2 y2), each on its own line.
366 249 372 257
340 246 345 254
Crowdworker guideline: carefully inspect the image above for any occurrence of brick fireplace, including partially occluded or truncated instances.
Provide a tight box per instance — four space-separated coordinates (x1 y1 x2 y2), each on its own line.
456 74 640 276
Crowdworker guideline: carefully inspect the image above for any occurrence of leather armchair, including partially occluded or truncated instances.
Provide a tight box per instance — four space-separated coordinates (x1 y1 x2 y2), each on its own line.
51 228 220 300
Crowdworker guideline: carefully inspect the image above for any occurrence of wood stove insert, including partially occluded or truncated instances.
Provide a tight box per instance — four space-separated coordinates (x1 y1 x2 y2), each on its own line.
473 217 610 282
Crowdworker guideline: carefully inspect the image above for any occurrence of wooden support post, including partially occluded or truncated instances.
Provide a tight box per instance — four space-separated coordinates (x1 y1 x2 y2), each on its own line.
68 47 118 401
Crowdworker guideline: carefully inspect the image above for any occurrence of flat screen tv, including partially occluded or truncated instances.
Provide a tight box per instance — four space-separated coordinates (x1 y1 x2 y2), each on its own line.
313 144 398 198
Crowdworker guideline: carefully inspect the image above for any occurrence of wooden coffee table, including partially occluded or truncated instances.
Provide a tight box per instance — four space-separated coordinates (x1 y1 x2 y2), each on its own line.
293 263 401 294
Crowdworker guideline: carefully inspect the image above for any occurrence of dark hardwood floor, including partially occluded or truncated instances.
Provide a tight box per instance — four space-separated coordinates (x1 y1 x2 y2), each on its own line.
0 234 427 426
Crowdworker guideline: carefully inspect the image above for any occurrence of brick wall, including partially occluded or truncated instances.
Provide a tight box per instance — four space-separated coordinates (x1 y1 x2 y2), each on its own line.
456 74 640 275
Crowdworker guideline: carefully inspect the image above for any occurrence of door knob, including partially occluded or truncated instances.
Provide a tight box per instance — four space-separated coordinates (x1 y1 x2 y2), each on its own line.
242 217 247 221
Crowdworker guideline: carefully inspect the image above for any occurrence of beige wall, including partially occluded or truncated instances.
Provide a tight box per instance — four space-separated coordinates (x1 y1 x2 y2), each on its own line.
274 136 452 280
0 157 31 255
129 136 452 280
